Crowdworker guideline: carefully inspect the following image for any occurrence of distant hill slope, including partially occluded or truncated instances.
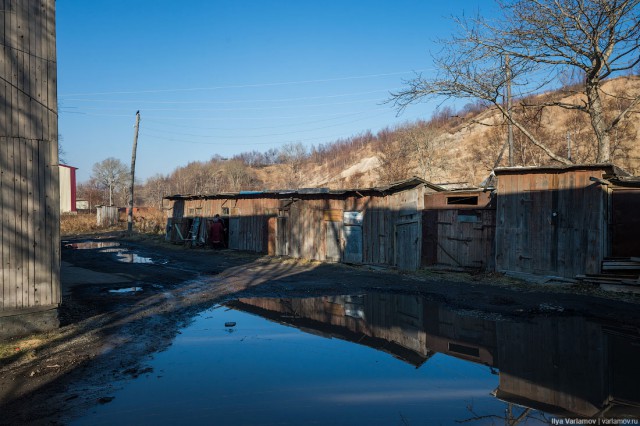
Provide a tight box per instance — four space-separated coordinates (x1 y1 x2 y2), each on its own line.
292 75 640 188
129 76 640 207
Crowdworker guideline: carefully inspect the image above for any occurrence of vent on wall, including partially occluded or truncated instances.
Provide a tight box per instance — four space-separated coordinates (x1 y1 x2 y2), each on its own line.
447 196 478 205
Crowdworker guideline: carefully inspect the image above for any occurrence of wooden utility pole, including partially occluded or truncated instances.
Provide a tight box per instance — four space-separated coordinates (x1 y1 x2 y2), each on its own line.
128 111 140 235
505 55 514 166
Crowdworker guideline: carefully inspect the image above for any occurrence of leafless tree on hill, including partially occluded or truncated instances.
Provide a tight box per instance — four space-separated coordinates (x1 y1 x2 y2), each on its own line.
278 142 309 188
390 0 640 165
376 129 413 184
401 124 448 182
223 159 256 191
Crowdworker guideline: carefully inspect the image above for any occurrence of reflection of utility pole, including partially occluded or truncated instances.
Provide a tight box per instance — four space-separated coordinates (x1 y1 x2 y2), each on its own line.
128 111 140 235
506 55 514 166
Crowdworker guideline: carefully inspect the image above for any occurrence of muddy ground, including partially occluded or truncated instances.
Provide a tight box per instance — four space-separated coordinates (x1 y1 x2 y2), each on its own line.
1 233 640 425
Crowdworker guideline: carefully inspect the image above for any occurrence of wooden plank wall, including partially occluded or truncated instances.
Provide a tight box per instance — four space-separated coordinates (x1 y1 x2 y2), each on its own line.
166 185 427 270
432 209 496 270
172 197 279 252
285 187 425 268
1 0 59 313
495 169 607 278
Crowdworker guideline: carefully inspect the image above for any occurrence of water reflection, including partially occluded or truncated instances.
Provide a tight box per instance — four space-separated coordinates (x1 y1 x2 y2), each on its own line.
228 294 640 420
108 287 143 294
63 240 165 264
63 240 120 249
71 292 640 425
115 252 156 264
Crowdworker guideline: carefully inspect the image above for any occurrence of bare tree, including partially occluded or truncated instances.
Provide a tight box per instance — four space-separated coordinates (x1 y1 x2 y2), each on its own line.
391 0 640 164
91 157 128 206
142 174 170 209
401 124 448 181
278 142 309 188
223 159 255 191
376 131 413 184
76 178 105 209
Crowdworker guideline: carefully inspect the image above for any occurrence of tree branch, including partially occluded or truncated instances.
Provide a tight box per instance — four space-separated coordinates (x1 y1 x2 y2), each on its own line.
607 94 640 132
494 103 574 164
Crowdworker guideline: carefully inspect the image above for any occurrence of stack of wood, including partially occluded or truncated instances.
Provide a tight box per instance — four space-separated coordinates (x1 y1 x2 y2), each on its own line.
576 257 640 294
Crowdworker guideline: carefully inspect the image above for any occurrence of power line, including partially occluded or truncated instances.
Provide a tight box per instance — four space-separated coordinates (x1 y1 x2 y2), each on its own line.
59 88 401 104
143 110 376 131
139 131 352 146
75 108 390 121
64 97 387 113
61 70 429 97
141 110 389 139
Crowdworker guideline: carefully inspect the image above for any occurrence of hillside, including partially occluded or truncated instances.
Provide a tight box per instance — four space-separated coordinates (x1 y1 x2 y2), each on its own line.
79 76 640 208
298 75 640 188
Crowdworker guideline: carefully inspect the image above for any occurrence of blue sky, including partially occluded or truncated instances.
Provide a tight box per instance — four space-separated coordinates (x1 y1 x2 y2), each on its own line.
57 1 494 183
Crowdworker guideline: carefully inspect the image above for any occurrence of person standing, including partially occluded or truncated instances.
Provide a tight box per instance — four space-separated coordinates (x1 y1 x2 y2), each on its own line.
210 214 225 248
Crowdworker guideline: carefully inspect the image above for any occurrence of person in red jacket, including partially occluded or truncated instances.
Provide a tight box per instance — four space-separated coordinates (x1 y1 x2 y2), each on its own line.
209 214 225 248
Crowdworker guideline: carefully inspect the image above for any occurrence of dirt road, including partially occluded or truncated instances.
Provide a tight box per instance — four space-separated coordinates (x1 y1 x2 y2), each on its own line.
1 233 639 425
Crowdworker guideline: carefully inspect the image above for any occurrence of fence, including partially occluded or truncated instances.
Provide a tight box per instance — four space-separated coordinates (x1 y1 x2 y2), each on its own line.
97 206 119 227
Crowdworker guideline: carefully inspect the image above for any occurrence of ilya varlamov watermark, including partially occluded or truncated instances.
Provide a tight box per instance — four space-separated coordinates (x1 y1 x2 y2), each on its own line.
551 419 639 425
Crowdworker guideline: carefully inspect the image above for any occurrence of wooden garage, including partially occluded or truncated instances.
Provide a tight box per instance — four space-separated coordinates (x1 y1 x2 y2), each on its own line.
493 164 629 279
164 178 443 271
0 0 60 337
422 189 496 270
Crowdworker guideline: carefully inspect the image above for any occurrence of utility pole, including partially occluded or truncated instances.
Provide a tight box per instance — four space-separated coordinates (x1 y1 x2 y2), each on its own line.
128 111 140 235
505 55 514 167
567 131 572 161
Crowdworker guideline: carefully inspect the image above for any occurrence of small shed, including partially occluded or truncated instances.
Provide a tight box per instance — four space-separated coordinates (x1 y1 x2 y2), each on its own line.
422 189 495 270
164 178 443 271
493 164 630 279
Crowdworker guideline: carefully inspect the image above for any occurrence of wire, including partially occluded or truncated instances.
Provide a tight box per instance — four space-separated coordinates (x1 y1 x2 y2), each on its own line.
142 109 376 131
76 108 390 121
138 131 352 146
59 88 402 104
140 110 389 139
64 97 387 113
60 70 429 97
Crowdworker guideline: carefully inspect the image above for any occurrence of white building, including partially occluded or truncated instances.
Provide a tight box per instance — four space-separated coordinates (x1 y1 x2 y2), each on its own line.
59 164 78 213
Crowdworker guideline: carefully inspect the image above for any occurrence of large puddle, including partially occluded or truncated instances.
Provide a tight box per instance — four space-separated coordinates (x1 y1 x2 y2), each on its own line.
71 293 640 425
63 240 120 250
64 240 166 264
